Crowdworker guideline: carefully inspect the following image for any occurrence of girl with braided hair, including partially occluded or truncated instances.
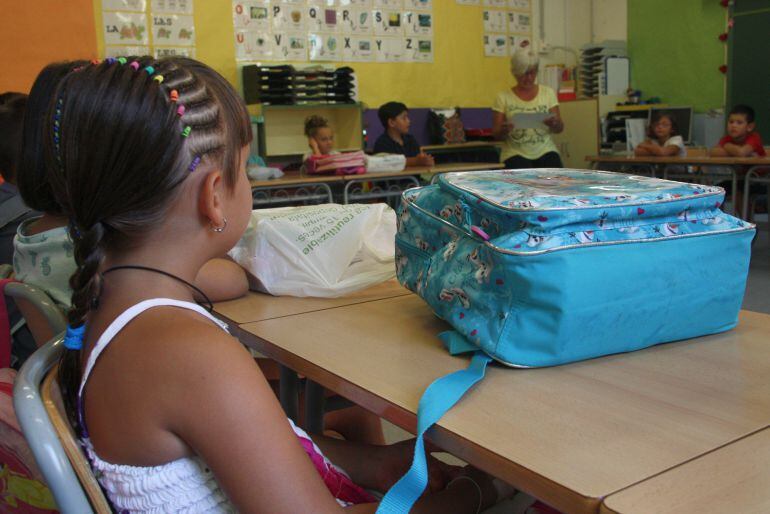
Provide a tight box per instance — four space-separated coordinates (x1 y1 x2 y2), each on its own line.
46 56 505 513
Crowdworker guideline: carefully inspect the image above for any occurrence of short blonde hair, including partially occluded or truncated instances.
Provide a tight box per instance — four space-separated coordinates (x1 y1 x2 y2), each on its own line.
510 45 539 77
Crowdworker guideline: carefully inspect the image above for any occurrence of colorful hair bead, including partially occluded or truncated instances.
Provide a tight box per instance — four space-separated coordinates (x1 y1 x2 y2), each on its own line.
188 156 202 172
153 75 164 83
129 61 140 71
63 324 86 350
169 90 179 102
144 65 155 75
90 59 101 65
181 126 192 138
176 105 186 117
106 57 117 65
117 57 127 65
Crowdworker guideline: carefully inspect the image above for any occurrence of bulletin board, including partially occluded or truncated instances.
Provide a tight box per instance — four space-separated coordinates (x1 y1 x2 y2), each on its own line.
93 1 517 108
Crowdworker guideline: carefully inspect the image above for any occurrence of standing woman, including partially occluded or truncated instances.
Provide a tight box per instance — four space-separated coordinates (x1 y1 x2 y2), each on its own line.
492 45 564 169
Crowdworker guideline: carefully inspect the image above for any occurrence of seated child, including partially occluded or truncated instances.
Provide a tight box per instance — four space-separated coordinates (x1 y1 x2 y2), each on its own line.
373 101 435 167
710 105 766 157
634 112 686 157
48 56 506 513
302 115 365 175
14 61 248 308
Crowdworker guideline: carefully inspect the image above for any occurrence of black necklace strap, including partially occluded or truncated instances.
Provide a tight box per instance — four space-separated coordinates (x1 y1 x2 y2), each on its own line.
102 265 214 312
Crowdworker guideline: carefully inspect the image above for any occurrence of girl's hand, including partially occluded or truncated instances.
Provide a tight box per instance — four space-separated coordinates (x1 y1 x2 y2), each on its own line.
374 439 462 493
308 137 321 155
501 120 514 134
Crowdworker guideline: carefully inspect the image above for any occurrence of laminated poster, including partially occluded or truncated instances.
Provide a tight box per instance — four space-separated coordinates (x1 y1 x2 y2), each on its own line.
154 46 196 58
484 33 507 57
308 33 341 61
342 35 374 61
404 37 432 62
151 0 193 14
482 0 507 7
103 11 150 46
508 35 531 55
103 0 146 12
307 6 340 32
373 9 403 36
338 7 375 34
456 0 480 4
373 0 402 7
105 45 150 57
403 11 432 36
374 37 404 62
337 0 372 6
508 11 531 34
482 9 506 33
272 3 307 32
508 0 530 10
233 1 270 32
274 32 308 61
404 0 431 9
234 30 274 61
152 14 195 46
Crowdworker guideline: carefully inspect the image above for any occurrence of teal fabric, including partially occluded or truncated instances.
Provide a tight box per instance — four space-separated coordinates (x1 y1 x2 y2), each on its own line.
395 169 755 367
376 352 492 514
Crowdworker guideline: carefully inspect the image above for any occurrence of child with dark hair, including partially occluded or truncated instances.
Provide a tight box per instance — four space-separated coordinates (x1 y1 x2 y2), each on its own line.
301 114 365 175
304 114 336 156
47 56 504 513
13 61 247 308
0 92 36 266
373 101 435 167
711 104 766 157
634 112 686 157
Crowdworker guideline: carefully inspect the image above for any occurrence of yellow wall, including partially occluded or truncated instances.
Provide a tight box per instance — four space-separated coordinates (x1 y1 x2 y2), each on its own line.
91 1 515 109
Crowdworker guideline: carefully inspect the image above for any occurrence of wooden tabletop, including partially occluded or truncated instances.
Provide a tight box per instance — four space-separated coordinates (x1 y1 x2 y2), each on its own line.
586 154 770 166
212 278 409 326
250 162 504 189
238 295 770 514
601 428 770 514
421 141 503 152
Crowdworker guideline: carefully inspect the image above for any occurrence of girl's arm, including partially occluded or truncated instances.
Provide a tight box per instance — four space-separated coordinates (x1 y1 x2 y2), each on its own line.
659 144 682 156
194 257 249 302
309 137 322 156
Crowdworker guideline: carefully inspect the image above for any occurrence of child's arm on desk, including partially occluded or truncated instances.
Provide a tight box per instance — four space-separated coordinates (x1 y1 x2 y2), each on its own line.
407 151 435 167
194 256 249 302
710 146 729 156
722 142 755 157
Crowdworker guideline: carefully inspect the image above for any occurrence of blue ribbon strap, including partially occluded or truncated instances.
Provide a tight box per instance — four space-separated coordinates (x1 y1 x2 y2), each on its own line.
376 351 492 513
63 324 86 350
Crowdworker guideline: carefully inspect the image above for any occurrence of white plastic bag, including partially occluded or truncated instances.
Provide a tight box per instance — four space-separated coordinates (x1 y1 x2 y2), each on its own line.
229 203 397 298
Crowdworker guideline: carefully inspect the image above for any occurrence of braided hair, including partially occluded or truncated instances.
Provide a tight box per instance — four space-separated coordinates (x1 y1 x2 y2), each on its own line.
46 56 251 425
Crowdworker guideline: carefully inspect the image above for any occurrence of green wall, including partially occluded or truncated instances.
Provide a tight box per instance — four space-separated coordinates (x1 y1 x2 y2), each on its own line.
628 0 726 112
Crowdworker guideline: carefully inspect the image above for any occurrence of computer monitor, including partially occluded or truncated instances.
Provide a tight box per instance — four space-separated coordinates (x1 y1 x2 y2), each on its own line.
648 106 693 144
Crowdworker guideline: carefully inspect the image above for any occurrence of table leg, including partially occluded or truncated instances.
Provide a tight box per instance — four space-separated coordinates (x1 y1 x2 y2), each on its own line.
304 380 326 434
743 166 758 222
279 365 300 423
731 167 739 217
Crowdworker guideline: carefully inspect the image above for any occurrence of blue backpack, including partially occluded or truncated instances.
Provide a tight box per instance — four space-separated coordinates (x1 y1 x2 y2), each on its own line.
377 169 754 513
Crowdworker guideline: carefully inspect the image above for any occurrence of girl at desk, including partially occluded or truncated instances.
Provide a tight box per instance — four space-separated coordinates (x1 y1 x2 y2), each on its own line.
48 56 508 513
302 115 365 175
634 112 686 157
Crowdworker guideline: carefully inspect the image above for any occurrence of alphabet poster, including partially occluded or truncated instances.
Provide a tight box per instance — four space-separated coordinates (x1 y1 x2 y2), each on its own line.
233 0 433 63
482 0 531 57
102 0 195 58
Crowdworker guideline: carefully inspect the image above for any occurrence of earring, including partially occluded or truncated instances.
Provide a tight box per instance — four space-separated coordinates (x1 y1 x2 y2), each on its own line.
212 217 227 233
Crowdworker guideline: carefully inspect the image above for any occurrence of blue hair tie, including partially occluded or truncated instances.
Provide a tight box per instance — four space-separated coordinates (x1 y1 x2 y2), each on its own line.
64 324 86 350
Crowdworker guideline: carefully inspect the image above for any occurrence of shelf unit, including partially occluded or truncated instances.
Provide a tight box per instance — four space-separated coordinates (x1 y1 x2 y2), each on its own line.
255 102 364 159
579 40 627 98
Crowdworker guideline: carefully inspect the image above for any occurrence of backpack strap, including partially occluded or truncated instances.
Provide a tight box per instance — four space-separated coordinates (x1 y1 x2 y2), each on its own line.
376 351 492 514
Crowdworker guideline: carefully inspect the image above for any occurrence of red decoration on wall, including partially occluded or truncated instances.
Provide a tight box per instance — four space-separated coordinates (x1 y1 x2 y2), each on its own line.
718 32 729 41
720 0 730 7
719 65 728 74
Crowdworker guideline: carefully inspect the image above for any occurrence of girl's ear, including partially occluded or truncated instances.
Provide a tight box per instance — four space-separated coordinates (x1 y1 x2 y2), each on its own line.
198 168 226 228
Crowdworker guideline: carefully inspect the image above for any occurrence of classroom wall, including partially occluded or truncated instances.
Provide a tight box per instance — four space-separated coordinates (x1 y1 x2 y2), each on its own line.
627 0 726 112
0 0 98 93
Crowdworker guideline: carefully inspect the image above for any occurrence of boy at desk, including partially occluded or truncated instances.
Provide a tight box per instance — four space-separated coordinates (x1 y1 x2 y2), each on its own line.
711 105 766 157
373 101 435 167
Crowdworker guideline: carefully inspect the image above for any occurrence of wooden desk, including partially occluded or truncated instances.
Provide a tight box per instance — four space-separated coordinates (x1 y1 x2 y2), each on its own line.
213 278 409 326
421 141 503 152
601 428 770 514
238 295 770 514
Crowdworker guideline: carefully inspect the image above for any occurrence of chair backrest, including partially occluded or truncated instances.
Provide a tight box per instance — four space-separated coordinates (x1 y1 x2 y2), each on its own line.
4 282 66 348
12 336 107 513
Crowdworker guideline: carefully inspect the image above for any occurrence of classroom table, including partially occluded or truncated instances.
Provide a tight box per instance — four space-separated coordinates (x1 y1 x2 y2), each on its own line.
212 279 410 430
249 162 504 207
236 294 770 514
600 427 770 514
586 154 770 218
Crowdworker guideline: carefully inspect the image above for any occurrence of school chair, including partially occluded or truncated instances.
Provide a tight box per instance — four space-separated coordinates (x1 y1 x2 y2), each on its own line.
3 282 66 348
13 335 111 513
